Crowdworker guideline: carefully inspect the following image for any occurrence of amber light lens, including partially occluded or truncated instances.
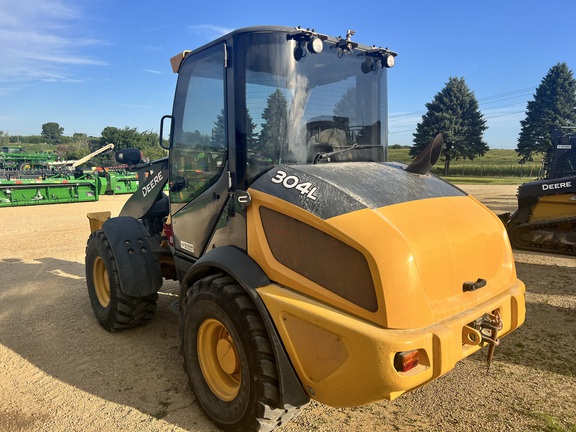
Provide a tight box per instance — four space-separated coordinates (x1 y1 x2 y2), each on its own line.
394 350 420 372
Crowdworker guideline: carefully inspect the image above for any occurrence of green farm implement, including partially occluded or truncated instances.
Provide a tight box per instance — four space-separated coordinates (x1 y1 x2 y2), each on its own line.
0 144 139 207
0 146 58 170
0 175 99 206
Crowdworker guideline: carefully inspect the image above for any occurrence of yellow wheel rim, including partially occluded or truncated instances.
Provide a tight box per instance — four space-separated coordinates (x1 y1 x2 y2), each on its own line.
197 318 241 401
93 256 110 307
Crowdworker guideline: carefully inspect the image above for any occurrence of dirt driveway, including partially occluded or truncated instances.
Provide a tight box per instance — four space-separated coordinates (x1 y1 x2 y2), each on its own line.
0 185 574 432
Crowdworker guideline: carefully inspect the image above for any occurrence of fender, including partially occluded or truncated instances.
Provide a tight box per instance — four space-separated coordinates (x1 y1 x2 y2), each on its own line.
180 245 310 408
102 217 163 297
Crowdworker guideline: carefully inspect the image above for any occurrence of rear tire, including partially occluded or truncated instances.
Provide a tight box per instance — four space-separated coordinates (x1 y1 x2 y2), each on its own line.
180 274 299 431
85 230 157 332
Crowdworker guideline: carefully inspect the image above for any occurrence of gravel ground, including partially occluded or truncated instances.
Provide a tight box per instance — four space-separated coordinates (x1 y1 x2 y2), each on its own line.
0 184 574 432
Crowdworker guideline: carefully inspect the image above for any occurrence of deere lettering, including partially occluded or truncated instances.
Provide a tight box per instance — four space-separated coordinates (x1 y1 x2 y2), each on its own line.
542 181 572 191
142 172 163 197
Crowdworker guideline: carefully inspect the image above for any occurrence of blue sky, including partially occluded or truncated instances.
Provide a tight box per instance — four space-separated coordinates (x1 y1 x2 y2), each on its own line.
0 0 574 150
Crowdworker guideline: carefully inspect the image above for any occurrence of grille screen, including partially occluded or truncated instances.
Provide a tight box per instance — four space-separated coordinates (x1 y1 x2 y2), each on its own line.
260 207 377 312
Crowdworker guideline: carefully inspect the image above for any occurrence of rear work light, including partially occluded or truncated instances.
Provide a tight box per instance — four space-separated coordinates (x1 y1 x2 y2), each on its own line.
394 350 420 372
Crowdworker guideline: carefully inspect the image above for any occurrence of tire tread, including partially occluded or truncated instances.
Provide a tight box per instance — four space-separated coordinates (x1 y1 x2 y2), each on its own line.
86 230 157 332
180 273 304 431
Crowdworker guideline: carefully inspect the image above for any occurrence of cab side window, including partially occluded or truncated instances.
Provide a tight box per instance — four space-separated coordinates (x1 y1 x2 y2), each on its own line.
171 46 226 204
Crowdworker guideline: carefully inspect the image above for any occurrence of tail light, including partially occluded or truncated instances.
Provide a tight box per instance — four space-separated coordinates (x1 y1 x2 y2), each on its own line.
394 350 420 372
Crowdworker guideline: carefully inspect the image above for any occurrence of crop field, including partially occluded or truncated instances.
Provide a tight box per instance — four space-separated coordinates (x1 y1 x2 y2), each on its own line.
388 147 544 179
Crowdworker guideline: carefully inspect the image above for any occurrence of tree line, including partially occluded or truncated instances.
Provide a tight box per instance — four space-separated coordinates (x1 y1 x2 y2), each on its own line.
1 125 167 166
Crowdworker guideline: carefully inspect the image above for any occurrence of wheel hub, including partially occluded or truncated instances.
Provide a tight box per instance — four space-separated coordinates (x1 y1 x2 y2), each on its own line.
217 337 239 375
198 318 241 401
93 256 110 307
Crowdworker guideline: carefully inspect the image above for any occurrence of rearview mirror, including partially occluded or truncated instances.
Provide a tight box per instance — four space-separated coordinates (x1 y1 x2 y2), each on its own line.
115 148 144 166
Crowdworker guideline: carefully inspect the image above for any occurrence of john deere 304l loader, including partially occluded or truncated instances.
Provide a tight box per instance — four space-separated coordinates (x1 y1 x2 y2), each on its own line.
85 26 525 432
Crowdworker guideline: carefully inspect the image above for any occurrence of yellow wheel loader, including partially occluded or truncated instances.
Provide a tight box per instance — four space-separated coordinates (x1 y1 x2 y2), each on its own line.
85 26 525 432
504 127 576 255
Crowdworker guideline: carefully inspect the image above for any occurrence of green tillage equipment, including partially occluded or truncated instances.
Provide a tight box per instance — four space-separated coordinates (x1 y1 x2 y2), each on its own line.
105 171 138 195
0 176 99 207
0 152 59 170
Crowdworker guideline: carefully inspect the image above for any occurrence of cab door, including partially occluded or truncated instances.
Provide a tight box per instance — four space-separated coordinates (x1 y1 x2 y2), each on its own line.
170 43 229 258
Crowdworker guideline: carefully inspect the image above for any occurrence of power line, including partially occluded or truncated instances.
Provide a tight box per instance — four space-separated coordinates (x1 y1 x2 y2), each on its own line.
484 110 525 119
389 87 534 136
477 87 534 102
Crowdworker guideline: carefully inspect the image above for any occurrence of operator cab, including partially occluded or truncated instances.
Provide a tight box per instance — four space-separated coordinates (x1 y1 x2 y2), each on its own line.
547 128 576 179
165 26 396 261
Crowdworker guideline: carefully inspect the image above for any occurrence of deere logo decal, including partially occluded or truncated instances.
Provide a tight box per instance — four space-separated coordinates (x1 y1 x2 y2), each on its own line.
542 181 572 191
142 171 164 197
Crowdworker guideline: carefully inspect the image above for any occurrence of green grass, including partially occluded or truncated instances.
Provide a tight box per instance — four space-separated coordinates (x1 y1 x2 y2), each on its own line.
440 176 533 185
530 411 576 432
152 399 171 420
388 147 544 180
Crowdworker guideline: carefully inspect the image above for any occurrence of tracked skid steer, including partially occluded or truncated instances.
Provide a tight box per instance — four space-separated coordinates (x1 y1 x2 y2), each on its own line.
505 127 576 255
85 26 525 432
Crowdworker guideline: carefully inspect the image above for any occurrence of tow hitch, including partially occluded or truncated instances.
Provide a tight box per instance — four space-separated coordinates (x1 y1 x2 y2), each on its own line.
462 310 503 371
481 310 503 371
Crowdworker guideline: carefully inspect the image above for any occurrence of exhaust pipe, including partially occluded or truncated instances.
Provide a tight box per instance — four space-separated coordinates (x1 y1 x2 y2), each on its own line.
405 134 443 175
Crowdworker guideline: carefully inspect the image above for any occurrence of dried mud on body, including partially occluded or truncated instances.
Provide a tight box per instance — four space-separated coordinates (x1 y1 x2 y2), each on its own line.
0 185 575 432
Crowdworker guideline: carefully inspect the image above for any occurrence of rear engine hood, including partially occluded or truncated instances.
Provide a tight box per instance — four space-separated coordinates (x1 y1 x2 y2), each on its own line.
330 195 516 328
250 162 464 220
250 163 518 329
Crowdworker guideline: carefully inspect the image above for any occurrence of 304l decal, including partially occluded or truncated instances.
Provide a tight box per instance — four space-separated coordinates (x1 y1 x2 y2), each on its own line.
271 170 318 200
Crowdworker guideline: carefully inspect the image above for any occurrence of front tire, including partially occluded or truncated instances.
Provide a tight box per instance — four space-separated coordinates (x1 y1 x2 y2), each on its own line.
180 274 298 431
85 230 157 332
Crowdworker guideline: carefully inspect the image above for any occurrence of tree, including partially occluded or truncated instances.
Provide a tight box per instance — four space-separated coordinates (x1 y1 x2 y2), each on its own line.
258 89 288 157
99 126 166 161
41 122 64 144
211 109 226 148
334 87 356 120
56 142 90 161
410 77 488 175
0 131 9 146
516 63 576 163
244 108 258 149
54 132 92 161
211 107 257 148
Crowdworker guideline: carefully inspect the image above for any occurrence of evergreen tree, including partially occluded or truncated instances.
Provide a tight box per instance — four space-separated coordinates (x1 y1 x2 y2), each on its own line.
516 62 576 163
334 87 356 120
211 107 257 149
410 77 488 175
182 130 210 147
211 109 226 148
244 108 258 149
259 89 288 158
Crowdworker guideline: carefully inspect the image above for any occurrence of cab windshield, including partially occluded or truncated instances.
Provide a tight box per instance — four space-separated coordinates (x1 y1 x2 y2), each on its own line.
233 31 388 182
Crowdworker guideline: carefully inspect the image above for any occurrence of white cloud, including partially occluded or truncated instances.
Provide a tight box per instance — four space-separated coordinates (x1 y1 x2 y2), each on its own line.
144 44 164 52
187 24 233 40
0 0 107 87
0 87 20 97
